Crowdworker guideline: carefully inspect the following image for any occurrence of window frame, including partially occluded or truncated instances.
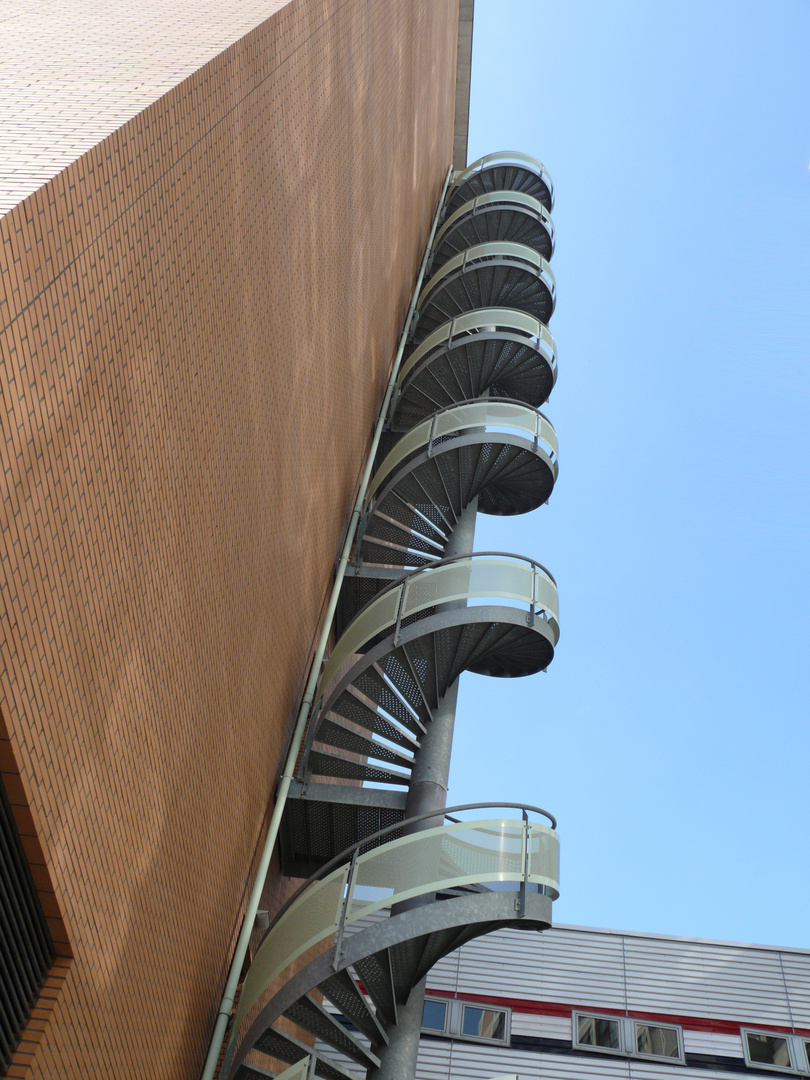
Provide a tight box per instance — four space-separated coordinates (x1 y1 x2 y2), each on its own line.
573 1010 625 1056
420 996 451 1035
459 1002 512 1046
572 1011 685 1065
421 997 511 1046
632 1019 685 1063
741 1029 810 1076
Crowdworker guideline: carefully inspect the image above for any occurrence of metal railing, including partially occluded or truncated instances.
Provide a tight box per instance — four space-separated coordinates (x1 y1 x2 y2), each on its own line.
451 150 554 208
417 241 556 319
316 553 559 701
393 307 557 407
365 398 557 509
228 804 559 1051
433 190 555 258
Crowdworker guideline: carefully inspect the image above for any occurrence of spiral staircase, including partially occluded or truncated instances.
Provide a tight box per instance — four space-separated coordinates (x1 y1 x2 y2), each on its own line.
222 151 561 1080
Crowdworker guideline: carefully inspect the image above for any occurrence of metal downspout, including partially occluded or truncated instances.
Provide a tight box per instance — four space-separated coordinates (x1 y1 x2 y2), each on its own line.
200 163 454 1080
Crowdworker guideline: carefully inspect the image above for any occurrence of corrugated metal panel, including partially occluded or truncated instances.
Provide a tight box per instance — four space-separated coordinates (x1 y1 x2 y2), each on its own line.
682 1031 744 1057
455 927 626 1008
624 937 791 1023
418 1044 758 1080
510 1013 571 1040
426 948 462 994
441 927 807 1027
628 1063 741 1080
780 952 810 1026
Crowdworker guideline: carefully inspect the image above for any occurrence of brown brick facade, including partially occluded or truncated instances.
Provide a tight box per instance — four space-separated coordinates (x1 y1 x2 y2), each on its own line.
0 0 459 1075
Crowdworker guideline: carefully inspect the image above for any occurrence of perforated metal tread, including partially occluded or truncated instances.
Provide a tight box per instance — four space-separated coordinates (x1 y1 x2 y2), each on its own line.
414 256 555 342
283 995 380 1070
357 438 556 578
252 1027 360 1080
394 323 556 428
432 196 554 268
447 162 553 213
303 616 556 789
279 785 407 878
225 891 554 1079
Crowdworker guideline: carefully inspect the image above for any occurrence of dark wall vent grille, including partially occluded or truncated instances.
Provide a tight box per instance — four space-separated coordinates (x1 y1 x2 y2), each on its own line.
0 779 55 1075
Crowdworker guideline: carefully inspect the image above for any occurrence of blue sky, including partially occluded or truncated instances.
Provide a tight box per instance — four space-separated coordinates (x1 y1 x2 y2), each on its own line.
451 0 810 947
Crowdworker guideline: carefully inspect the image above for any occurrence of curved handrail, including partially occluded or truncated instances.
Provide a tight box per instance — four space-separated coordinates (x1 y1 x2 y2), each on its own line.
229 805 559 1045
434 190 555 255
418 241 556 317
365 399 557 509
452 151 554 207
269 801 557 930
395 308 557 397
317 552 559 699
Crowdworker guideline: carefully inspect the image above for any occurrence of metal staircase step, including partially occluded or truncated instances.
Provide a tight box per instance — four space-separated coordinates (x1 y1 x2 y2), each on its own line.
352 950 398 1028
253 1026 360 1080
314 716 415 770
320 969 389 1048
352 664 428 735
307 750 411 787
448 164 552 214
324 689 420 752
415 264 554 341
283 995 380 1070
379 646 438 723
433 206 552 268
233 1064 276 1079
279 785 406 878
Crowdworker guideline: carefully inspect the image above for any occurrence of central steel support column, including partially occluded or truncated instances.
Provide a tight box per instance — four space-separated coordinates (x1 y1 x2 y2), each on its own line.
367 499 477 1080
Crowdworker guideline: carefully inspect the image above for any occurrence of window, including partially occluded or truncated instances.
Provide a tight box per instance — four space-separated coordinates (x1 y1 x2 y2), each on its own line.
421 998 510 1045
421 998 448 1033
462 1004 508 1043
636 1022 682 1059
742 1030 810 1075
573 1012 684 1064
1 756 59 1074
577 1013 621 1051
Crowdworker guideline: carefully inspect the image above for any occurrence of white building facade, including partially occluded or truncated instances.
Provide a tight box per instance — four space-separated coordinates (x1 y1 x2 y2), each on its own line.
412 924 810 1080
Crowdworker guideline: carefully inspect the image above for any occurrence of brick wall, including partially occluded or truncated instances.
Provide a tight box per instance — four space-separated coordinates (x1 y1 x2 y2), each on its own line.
0 0 459 1075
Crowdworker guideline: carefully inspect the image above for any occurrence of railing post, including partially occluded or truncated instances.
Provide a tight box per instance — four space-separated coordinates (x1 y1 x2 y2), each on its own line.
392 577 409 646
333 849 359 971
427 412 438 458
517 810 529 919
527 565 536 626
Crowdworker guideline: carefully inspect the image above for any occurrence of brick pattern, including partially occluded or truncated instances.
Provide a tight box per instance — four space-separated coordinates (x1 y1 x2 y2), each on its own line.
0 0 459 1075
0 0 295 215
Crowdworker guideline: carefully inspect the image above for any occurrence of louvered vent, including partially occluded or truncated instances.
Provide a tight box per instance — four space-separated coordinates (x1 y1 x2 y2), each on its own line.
0 780 54 1074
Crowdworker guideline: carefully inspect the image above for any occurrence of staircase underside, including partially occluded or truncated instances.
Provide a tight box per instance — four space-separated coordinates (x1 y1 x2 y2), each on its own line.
225 891 553 1079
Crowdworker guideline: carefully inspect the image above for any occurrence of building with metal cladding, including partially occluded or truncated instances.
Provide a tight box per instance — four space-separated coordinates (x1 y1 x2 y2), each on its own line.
405 924 810 1080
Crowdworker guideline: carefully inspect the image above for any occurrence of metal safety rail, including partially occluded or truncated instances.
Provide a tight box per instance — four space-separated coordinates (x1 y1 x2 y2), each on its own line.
413 241 556 342
447 150 554 214
391 309 557 428
336 402 557 629
431 190 555 268
301 553 558 791
224 805 559 1080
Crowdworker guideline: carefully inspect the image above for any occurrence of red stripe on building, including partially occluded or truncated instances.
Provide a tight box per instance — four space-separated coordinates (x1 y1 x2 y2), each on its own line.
424 988 810 1037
